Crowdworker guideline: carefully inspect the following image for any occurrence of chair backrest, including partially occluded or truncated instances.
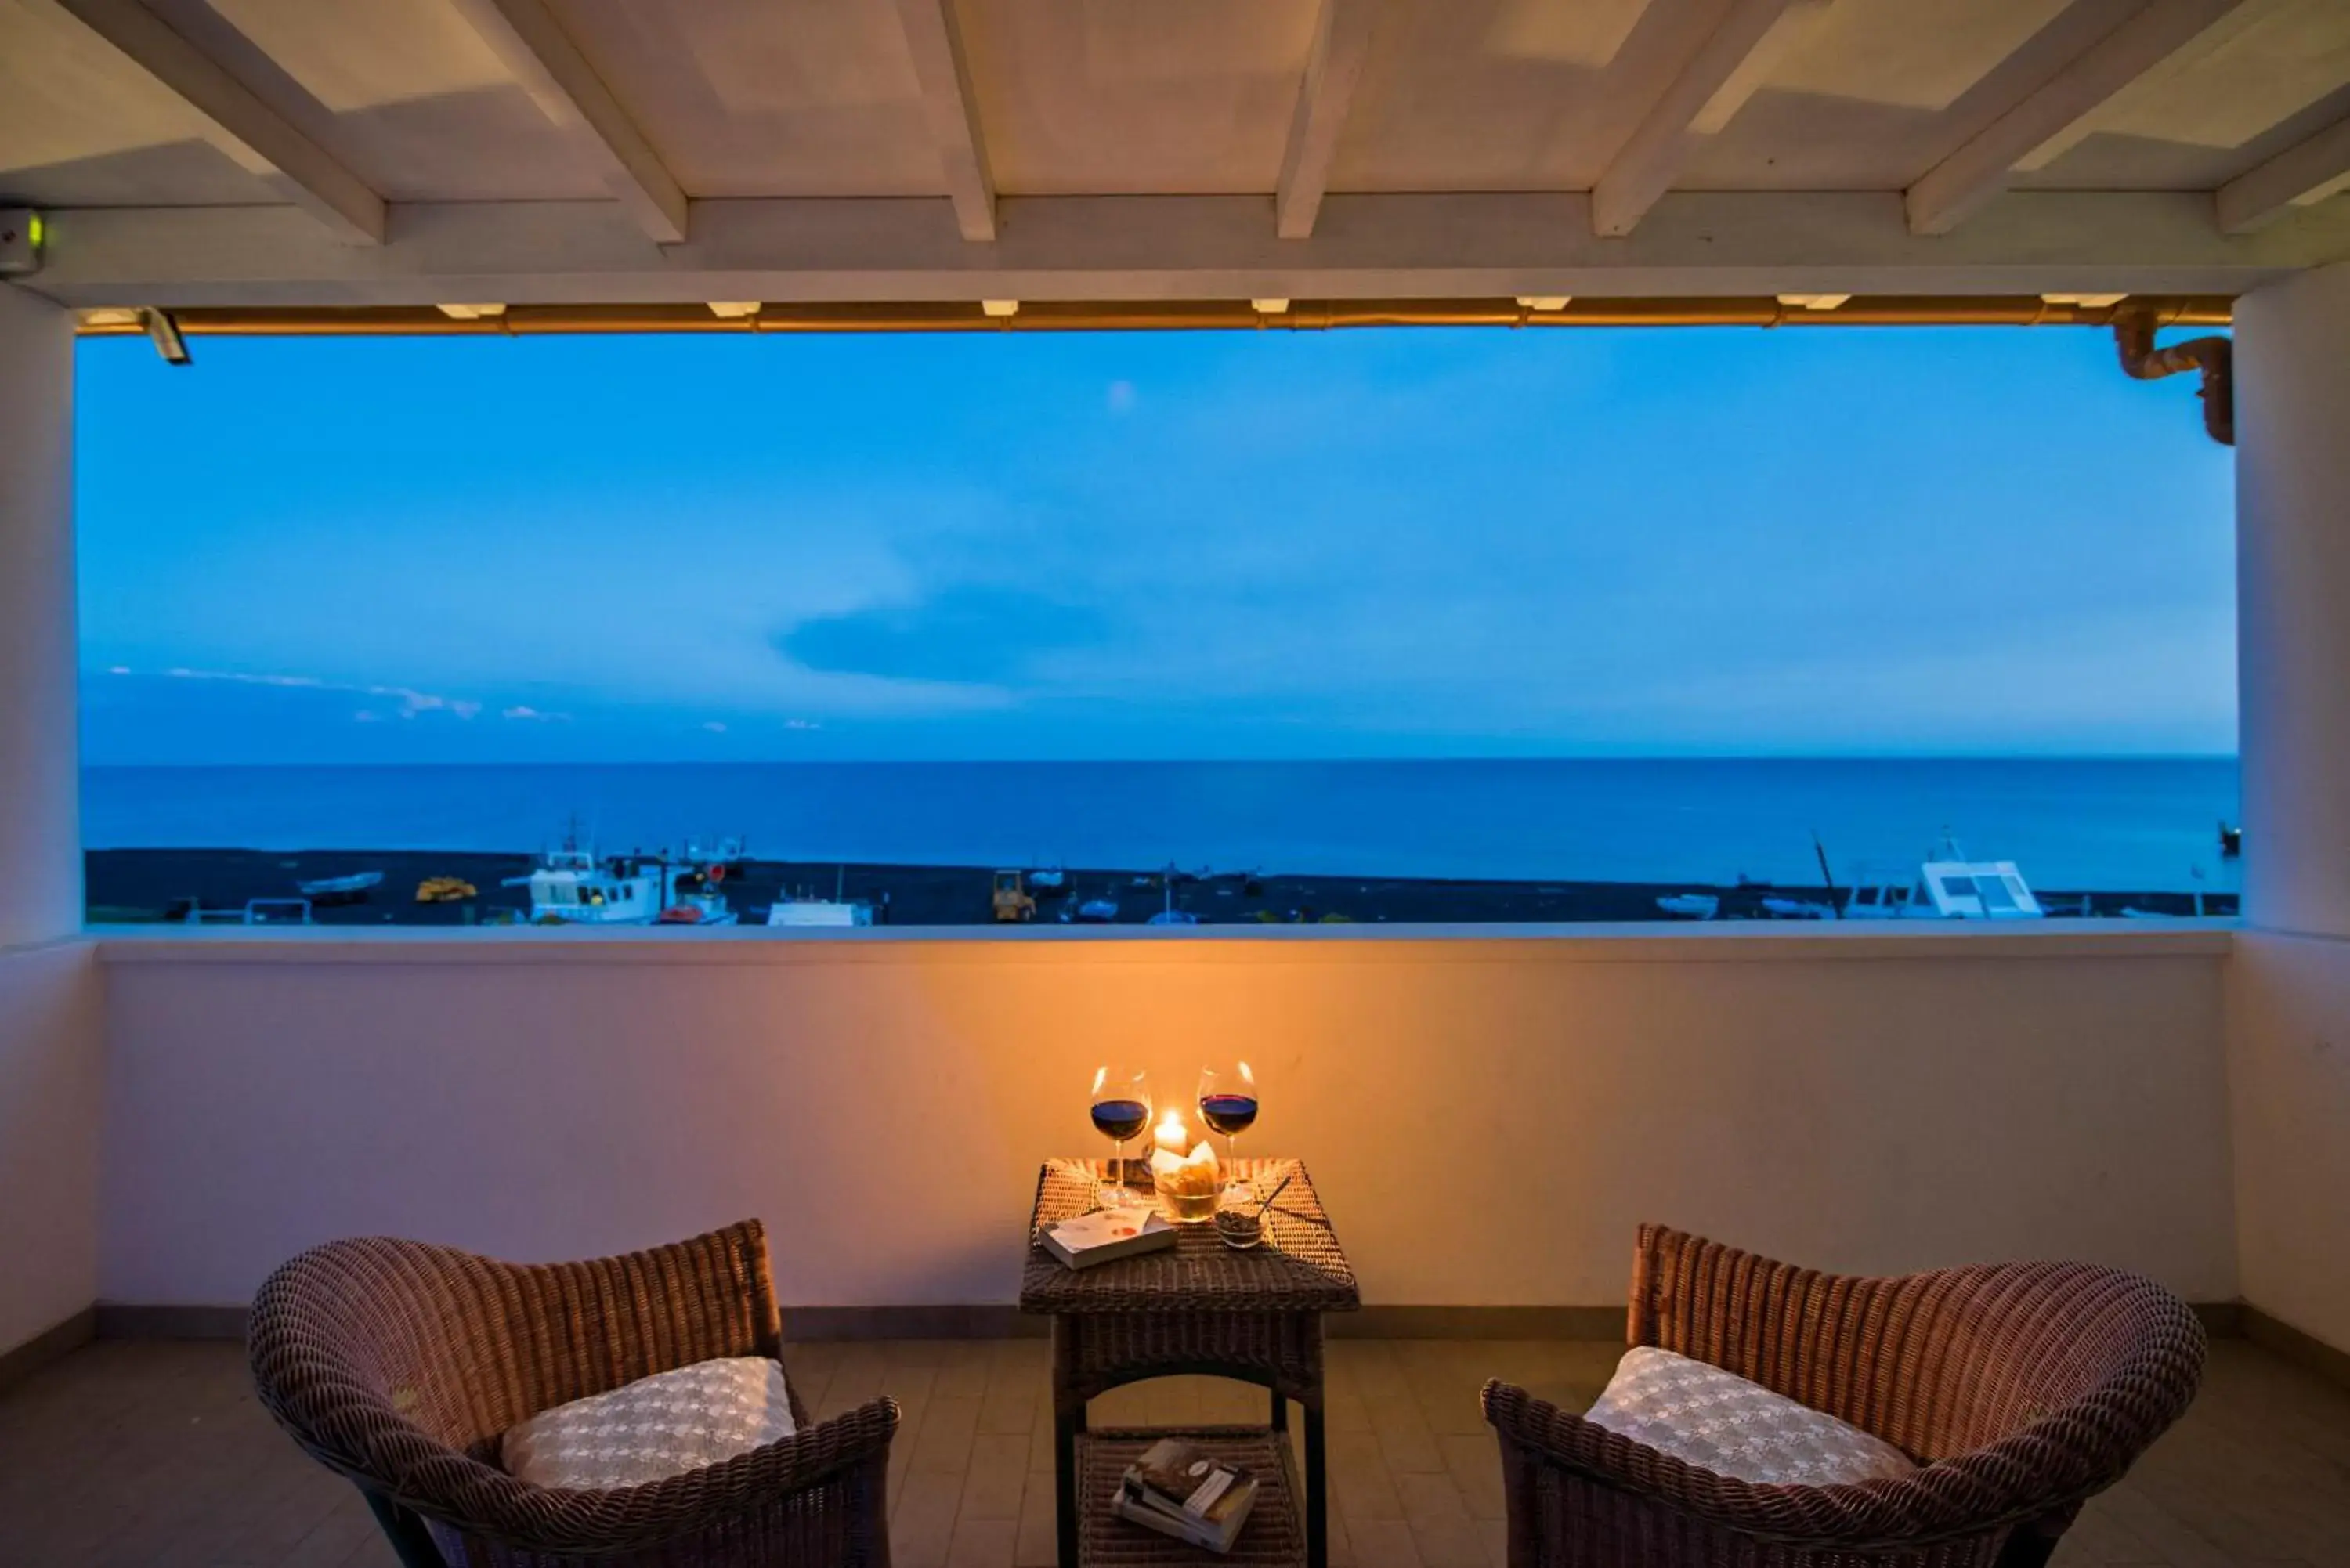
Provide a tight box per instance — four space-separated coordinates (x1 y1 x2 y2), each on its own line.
248 1222 782 1489
1629 1226 2206 1498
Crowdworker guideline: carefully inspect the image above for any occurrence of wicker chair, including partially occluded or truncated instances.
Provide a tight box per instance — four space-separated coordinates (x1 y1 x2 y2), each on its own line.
1481 1225 2205 1568
248 1220 898 1568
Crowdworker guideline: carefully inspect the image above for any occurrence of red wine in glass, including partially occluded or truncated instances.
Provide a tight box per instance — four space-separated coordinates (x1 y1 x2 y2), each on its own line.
1199 1094 1258 1137
1089 1064 1152 1208
1197 1060 1257 1180
1090 1100 1151 1141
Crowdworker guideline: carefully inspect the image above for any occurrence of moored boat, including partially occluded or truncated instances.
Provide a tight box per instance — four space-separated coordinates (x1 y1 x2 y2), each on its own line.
504 829 740 926
1655 892 1719 919
295 869 382 904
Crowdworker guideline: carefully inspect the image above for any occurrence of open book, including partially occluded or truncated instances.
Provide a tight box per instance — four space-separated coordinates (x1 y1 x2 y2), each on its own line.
1114 1437 1260 1553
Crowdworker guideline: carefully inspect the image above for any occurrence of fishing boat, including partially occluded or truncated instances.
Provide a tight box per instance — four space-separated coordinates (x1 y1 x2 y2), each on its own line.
504 830 739 926
1655 892 1719 920
1838 835 2044 921
295 869 382 905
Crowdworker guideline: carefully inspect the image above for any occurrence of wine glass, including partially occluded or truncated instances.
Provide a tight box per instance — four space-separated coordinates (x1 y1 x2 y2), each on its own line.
1197 1060 1259 1183
1088 1064 1152 1209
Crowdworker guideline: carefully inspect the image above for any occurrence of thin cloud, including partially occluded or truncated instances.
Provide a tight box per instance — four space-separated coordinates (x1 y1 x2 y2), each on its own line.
140 664 484 720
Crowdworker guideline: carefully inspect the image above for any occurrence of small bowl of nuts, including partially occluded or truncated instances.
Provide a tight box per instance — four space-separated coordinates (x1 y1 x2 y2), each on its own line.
1213 1183 1264 1249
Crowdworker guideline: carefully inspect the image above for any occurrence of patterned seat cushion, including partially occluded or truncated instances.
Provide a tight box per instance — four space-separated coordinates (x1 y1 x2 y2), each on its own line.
502 1357 796 1490
1581 1346 1917 1487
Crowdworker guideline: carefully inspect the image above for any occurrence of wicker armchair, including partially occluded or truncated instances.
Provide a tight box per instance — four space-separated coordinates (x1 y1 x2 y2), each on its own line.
1481 1226 2205 1568
248 1220 898 1568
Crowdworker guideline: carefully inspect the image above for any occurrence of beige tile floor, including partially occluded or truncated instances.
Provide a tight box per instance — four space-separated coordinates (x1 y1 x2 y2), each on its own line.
0 1337 2342 1566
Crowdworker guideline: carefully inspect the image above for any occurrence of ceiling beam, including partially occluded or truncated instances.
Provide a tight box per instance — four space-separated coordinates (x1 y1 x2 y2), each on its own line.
1593 0 1832 239
49 0 384 244
891 0 997 242
1275 0 1383 240
24 191 2349 312
1904 0 2244 237
2217 115 2350 235
446 0 688 244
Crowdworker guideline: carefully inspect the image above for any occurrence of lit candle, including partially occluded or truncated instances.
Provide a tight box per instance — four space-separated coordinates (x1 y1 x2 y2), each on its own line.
1150 1105 1219 1223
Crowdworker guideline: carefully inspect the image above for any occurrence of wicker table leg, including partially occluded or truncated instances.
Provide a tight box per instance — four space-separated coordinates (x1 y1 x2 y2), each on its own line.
1304 1401 1326 1568
1056 1400 1083 1568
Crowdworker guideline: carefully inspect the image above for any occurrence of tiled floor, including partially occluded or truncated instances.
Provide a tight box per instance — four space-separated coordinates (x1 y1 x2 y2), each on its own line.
0 1336 2344 1566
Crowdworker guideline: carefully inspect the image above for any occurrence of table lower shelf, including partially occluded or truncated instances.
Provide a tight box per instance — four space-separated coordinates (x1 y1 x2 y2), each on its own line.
1075 1426 1306 1568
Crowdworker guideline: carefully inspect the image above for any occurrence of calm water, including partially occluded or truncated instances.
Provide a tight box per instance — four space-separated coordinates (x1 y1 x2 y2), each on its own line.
80 758 2240 892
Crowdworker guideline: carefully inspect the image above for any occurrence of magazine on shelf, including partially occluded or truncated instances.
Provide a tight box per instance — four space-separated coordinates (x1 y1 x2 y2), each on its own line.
1114 1437 1260 1553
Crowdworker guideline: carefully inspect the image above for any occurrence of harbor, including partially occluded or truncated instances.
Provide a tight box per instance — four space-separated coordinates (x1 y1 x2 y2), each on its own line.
84 847 2238 928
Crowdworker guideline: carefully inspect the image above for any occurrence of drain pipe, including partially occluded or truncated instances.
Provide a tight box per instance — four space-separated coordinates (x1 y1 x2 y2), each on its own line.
2115 313 2233 445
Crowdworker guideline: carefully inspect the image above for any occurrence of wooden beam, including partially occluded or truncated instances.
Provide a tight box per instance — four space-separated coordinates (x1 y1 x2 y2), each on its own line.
49 0 384 244
891 0 996 242
446 0 689 245
24 191 2349 312
1904 0 2244 237
1594 0 1832 237
1275 0 1382 240
2218 115 2350 235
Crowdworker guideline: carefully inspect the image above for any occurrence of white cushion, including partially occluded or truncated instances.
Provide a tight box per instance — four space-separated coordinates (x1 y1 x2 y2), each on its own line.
502 1357 795 1490
1581 1346 1916 1487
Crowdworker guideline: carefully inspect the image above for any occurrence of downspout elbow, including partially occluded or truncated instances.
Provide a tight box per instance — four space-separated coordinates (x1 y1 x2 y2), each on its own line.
2116 313 2234 446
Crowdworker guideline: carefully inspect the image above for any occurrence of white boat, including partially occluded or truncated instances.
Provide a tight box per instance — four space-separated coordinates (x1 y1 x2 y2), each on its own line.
504 833 739 926
295 869 382 903
1076 896 1119 923
766 897 873 927
1761 895 1833 919
1655 893 1719 920
1839 836 2044 921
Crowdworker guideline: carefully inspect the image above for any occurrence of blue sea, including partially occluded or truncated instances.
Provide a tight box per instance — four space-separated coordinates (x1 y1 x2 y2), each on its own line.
79 758 2241 893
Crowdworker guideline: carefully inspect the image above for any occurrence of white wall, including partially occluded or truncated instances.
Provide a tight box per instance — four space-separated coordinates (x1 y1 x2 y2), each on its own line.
0 284 79 947
2228 262 2350 1351
0 284 99 1356
2227 932 2350 1349
0 942 103 1350
99 929 2237 1313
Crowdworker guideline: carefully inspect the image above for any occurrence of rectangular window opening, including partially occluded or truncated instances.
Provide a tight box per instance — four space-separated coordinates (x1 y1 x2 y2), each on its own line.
75 323 2240 932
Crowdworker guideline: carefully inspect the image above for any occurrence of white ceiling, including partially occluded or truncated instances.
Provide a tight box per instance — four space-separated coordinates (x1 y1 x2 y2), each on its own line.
4 0 2348 307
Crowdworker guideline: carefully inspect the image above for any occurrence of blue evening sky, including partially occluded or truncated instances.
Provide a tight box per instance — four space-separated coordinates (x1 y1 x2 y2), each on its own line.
74 326 2236 764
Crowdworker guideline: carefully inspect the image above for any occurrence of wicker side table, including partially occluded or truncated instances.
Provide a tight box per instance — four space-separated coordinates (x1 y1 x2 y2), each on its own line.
1019 1158 1360 1568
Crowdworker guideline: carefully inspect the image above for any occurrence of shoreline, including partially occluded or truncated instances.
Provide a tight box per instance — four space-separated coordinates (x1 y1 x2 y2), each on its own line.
85 848 2239 927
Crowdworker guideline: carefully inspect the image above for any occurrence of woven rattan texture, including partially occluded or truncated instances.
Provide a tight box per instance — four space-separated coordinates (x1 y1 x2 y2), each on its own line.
1480 1225 2207 1568
247 1220 900 1567
1077 1426 1307 1568
1021 1160 1360 1316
